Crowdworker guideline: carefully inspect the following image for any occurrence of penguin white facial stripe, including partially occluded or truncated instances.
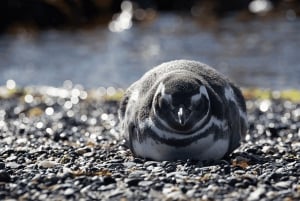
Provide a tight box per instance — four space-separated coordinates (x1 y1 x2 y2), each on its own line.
141 116 224 140
224 86 247 123
154 82 164 98
224 86 236 103
155 85 211 133
160 82 173 103
191 86 209 104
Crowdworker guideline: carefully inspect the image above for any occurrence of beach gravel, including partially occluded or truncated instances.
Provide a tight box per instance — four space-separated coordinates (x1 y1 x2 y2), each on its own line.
0 86 299 200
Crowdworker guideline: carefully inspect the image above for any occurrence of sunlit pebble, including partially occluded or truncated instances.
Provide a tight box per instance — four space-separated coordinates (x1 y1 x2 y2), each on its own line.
245 134 251 141
81 115 88 122
90 133 97 140
287 133 294 139
89 118 97 125
6 80 16 90
64 101 72 109
80 91 88 100
16 138 27 145
24 94 34 103
46 87 69 99
281 116 289 124
256 124 265 134
0 121 5 128
72 127 78 132
110 128 119 138
14 106 23 115
71 96 79 105
45 107 54 116
36 122 44 129
259 100 271 112
284 112 291 119
46 128 53 135
67 110 74 117
101 113 108 121
57 122 64 129
71 88 81 97
292 108 300 118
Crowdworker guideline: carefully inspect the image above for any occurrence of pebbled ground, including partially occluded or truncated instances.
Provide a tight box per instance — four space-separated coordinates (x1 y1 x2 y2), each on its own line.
0 86 299 201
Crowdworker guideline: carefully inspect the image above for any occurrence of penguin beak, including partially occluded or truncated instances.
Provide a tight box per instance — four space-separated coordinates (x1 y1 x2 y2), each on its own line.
178 106 189 126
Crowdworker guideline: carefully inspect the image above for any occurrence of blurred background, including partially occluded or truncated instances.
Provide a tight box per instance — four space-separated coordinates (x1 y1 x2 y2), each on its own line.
0 0 299 89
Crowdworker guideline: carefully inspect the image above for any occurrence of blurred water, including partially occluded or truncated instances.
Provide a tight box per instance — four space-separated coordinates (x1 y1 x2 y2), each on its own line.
0 14 299 89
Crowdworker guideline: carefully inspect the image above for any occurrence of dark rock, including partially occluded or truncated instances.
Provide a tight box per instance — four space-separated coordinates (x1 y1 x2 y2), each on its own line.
125 178 143 187
0 162 5 169
103 176 116 185
0 170 11 182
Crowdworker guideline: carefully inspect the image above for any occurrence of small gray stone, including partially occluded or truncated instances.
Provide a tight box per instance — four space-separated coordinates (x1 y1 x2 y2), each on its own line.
274 181 292 189
64 188 75 196
6 162 20 169
38 160 58 168
248 186 266 201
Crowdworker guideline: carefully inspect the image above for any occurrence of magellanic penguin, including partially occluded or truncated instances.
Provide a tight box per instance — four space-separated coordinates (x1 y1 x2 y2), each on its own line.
119 60 247 161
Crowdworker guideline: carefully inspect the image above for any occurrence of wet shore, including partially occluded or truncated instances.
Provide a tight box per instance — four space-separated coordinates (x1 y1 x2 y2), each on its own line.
0 85 299 200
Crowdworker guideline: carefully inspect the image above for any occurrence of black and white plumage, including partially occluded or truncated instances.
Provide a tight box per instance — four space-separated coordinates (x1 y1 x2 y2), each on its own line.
118 60 247 161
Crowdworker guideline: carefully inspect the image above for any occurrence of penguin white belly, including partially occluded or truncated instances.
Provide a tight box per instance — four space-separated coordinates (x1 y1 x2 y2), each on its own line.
132 134 229 161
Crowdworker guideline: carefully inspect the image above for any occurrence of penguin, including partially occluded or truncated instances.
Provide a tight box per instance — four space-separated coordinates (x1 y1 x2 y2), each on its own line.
118 60 247 161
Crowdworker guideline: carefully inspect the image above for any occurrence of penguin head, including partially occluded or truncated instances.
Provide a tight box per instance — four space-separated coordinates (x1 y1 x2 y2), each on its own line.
153 74 210 133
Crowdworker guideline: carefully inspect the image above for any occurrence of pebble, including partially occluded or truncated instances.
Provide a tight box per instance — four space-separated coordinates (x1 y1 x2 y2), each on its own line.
0 87 299 200
248 186 266 201
5 162 20 169
0 162 5 169
38 160 58 168
0 170 11 182
64 188 75 196
274 181 292 189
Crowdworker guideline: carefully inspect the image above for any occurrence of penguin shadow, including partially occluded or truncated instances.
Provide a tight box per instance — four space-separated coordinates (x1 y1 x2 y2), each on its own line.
126 148 270 176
